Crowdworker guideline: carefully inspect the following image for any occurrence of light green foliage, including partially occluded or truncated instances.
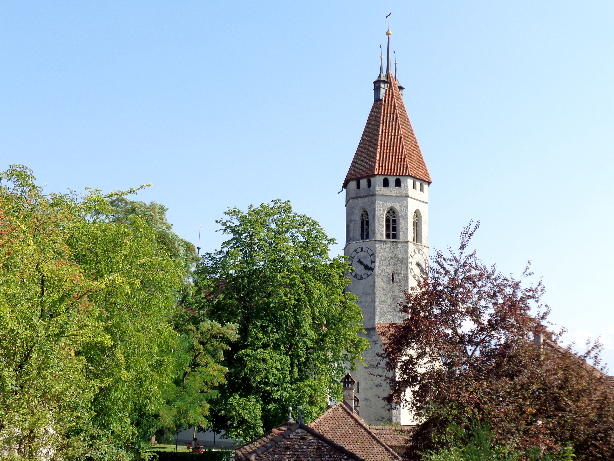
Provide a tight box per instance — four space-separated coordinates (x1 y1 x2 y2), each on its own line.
69 201 186 452
105 197 198 277
0 166 107 459
102 196 237 437
193 200 368 441
0 166 234 460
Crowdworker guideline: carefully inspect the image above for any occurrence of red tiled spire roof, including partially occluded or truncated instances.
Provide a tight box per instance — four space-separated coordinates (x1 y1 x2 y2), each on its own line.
343 74 431 188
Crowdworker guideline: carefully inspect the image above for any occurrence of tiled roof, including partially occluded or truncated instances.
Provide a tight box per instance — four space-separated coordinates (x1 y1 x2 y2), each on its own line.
344 74 431 188
235 422 361 460
542 338 614 390
369 426 416 458
309 403 403 461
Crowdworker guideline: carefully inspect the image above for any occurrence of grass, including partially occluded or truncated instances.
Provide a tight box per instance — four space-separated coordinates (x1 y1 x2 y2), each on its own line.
145 444 233 460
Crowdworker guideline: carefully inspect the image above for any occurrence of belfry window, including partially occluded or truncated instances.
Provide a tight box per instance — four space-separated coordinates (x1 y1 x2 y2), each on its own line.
385 208 397 239
413 210 422 244
356 179 360 189
367 178 372 188
383 177 389 187
360 210 370 240
395 178 401 187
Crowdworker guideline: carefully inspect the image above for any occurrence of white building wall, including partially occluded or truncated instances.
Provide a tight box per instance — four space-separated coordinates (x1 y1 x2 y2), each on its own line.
345 175 429 425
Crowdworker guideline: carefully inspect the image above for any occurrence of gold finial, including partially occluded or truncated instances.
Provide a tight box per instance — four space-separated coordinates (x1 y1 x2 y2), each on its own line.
386 29 392 36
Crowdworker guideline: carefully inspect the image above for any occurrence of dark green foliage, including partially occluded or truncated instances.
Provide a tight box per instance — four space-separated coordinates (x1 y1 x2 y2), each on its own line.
192 200 368 441
423 420 576 461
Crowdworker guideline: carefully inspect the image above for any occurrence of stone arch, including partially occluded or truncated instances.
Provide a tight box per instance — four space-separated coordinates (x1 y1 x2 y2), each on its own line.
385 208 398 239
360 209 370 240
413 209 422 244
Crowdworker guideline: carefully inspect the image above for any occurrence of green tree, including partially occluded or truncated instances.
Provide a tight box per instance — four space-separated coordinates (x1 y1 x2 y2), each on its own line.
69 195 191 458
0 166 235 460
0 166 105 459
158 315 238 435
422 420 576 461
192 200 368 441
102 196 238 439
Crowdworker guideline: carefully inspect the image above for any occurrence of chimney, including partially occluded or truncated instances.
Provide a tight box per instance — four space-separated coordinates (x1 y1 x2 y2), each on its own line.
340 373 357 413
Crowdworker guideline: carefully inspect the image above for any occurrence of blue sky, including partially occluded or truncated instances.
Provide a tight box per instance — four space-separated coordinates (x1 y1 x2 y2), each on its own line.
2 1 613 369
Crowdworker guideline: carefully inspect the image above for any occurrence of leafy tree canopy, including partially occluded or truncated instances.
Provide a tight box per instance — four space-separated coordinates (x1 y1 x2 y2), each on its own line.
384 223 614 460
192 199 368 441
0 165 235 460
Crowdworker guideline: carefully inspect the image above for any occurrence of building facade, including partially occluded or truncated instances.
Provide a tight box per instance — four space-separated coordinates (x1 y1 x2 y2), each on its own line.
343 32 432 425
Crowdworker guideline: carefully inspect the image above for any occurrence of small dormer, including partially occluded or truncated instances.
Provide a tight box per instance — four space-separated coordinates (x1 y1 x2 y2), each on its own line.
373 73 389 101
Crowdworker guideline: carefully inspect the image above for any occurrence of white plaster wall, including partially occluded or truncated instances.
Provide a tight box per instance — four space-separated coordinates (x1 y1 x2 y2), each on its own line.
351 328 394 424
345 174 429 425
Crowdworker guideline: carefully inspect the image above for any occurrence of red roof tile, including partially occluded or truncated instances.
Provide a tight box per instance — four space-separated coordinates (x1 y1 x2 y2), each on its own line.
369 426 416 458
309 403 403 461
236 423 361 460
542 338 614 390
344 74 431 188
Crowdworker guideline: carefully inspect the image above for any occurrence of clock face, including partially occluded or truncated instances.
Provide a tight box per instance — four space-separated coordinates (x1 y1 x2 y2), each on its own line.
410 247 428 281
349 246 375 280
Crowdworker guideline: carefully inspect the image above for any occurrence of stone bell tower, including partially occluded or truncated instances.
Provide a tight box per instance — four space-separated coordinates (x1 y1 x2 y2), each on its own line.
342 29 432 425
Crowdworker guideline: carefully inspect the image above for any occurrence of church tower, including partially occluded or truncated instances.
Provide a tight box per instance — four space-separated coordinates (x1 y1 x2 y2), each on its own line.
343 30 431 425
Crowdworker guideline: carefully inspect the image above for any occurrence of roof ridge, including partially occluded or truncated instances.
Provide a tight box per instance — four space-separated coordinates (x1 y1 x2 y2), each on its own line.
376 76 406 175
391 75 420 175
310 403 402 460
336 403 403 460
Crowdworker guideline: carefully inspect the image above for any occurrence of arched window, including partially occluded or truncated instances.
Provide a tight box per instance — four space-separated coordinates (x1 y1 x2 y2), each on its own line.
413 210 422 244
367 178 372 188
360 210 370 240
356 179 360 189
385 208 397 239
383 177 389 187
395 178 401 187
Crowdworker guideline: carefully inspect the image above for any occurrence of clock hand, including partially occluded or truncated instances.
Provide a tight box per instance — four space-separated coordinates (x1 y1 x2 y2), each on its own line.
357 259 374 272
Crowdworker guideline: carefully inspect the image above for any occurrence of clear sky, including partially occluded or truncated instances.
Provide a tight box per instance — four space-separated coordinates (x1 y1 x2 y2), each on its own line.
2 1 613 370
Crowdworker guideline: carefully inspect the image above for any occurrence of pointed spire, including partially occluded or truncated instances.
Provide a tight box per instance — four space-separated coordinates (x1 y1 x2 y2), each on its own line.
385 29 392 75
344 74 431 188
374 29 391 101
394 50 397 79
